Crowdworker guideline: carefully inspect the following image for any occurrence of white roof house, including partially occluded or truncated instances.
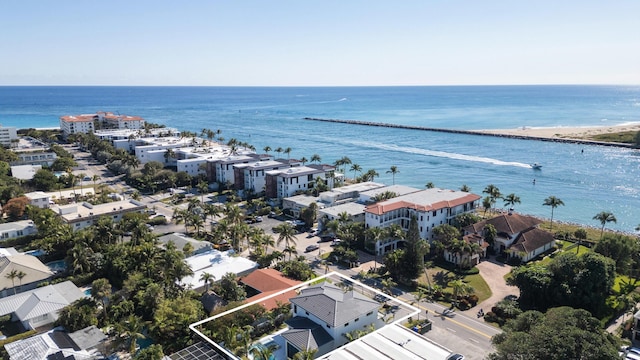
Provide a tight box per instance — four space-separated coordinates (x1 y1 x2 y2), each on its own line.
51 199 146 231
0 220 38 241
180 249 258 291
318 182 386 206
10 165 42 180
24 191 51 209
0 281 84 330
4 325 107 360
318 323 454 360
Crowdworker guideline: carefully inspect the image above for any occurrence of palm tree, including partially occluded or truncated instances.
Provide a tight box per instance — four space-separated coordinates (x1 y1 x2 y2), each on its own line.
350 163 362 180
300 156 308 165
16 271 26 290
593 211 617 240
543 196 565 232
283 245 297 261
503 193 521 210
386 166 399 185
274 222 297 252
200 272 215 292
450 279 473 307
263 146 272 155
284 147 292 159
163 148 175 164
91 174 101 195
425 182 435 189
119 315 146 355
197 180 209 202
460 184 471 192
310 154 321 164
275 147 283 157
5 270 18 295
483 184 502 210
364 169 379 182
91 278 112 322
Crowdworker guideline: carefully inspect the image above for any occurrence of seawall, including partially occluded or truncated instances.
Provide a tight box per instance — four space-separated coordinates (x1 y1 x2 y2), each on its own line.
303 117 636 148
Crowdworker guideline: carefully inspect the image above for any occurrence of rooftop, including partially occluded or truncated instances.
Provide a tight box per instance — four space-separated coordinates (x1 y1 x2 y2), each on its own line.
365 188 481 216
318 323 453 360
320 202 366 217
52 199 146 222
290 282 380 327
359 184 422 199
181 249 258 289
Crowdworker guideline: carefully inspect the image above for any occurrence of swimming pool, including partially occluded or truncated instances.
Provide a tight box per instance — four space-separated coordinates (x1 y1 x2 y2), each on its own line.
45 260 67 273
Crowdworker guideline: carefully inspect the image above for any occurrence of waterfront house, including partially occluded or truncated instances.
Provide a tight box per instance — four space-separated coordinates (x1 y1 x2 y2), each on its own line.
364 188 481 256
463 212 555 262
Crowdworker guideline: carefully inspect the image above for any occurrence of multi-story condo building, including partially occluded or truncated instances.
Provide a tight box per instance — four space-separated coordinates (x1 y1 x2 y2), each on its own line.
59 114 95 138
0 125 17 147
265 166 330 199
364 188 481 256
60 111 145 138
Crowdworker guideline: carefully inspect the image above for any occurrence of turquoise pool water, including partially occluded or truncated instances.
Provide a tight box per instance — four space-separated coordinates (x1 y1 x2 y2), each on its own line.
45 260 67 272
84 289 92 296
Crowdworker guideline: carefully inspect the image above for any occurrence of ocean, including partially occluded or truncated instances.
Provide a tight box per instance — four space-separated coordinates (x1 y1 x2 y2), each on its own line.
1 85 639 232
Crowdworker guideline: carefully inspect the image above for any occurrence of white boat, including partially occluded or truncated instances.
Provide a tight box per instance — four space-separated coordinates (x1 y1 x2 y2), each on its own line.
531 163 542 170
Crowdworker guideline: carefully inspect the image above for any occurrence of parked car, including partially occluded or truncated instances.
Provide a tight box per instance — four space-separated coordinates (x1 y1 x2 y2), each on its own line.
330 239 342 247
255 216 263 222
305 244 320 252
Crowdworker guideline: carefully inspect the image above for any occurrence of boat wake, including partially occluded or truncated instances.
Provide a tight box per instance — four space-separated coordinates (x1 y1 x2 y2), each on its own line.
349 140 532 168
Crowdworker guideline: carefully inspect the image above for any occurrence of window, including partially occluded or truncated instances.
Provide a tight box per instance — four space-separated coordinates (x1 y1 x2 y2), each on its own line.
354 318 359 322
344 322 349 327
366 311 373 316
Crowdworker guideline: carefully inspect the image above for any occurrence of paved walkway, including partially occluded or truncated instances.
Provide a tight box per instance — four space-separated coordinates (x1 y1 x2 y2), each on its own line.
464 258 520 314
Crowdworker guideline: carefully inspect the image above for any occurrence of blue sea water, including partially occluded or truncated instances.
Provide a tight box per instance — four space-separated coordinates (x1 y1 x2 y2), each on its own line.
1 85 639 232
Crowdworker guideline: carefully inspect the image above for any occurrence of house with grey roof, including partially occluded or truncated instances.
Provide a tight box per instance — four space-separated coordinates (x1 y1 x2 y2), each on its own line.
0 281 84 330
283 282 381 358
0 220 38 242
4 325 107 360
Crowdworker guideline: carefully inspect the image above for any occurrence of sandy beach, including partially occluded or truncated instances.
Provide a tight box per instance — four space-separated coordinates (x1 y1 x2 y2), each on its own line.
476 123 640 140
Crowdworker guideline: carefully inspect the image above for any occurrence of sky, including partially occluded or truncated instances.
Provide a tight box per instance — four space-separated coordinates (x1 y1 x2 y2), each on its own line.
1 1 639 86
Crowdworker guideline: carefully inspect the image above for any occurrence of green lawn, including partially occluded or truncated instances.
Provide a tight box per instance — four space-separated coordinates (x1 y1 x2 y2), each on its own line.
418 265 492 303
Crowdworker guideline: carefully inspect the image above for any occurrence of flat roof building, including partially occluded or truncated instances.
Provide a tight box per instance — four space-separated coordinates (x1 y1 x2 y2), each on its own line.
51 199 146 231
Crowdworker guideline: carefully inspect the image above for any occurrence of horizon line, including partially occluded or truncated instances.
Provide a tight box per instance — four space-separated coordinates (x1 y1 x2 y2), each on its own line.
1 83 639 88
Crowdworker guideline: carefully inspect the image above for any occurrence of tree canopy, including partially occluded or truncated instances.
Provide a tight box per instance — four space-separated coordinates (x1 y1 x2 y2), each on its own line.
489 307 620 360
509 252 615 316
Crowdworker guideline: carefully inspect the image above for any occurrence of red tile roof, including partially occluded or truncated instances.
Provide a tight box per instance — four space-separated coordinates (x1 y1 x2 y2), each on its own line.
365 192 480 216
241 269 302 310
240 268 301 293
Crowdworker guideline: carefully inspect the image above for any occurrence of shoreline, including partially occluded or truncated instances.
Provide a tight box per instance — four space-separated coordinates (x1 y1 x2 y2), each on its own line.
475 123 640 142
303 117 639 148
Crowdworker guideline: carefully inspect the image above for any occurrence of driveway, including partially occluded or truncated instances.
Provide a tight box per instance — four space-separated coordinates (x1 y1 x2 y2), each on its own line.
466 258 520 314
